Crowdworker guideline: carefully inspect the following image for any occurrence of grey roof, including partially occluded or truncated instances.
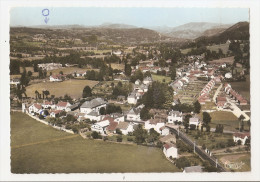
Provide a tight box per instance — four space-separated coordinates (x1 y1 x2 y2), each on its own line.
81 98 107 109
143 76 153 82
169 110 182 117
128 108 141 115
68 103 79 109
189 117 199 122
87 111 99 116
117 122 129 130
184 166 203 173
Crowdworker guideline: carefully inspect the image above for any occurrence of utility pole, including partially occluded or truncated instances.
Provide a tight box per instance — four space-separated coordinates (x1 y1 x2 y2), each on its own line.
216 159 218 168
194 141 196 153
178 126 180 136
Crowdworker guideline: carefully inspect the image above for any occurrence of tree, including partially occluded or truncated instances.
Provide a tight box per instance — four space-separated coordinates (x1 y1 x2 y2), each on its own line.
27 71 32 77
10 60 20 75
237 139 242 145
116 128 122 135
91 131 101 139
133 124 148 144
147 128 160 143
99 107 106 115
239 115 245 132
193 100 201 114
33 63 38 72
140 107 151 120
116 135 123 142
215 124 224 133
59 71 63 75
82 86 92 98
247 120 251 131
203 112 211 126
175 157 191 169
169 64 176 80
20 68 30 86
184 114 192 133
35 90 39 100
124 63 132 76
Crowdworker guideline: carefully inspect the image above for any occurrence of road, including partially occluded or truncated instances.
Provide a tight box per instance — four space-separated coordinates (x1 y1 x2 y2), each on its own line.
213 83 223 103
166 124 227 172
226 97 250 121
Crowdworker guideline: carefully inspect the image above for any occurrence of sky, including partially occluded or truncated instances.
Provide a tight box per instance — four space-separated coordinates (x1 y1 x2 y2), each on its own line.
10 7 249 27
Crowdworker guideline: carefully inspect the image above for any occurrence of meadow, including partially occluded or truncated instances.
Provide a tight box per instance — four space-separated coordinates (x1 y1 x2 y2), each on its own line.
11 112 180 173
26 79 99 99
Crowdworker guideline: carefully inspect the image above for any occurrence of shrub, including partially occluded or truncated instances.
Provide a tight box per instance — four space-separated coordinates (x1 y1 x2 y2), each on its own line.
39 115 44 119
91 131 101 139
175 157 191 169
127 137 133 142
116 135 123 142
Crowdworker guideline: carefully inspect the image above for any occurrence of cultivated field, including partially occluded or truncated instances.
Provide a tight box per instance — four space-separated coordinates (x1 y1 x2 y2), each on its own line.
217 153 251 172
111 63 124 70
209 56 234 65
26 79 99 99
11 112 180 173
206 43 230 54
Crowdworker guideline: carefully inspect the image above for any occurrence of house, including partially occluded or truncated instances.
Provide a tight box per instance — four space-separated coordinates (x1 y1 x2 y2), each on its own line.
163 143 178 159
50 75 63 82
110 113 125 123
127 92 138 105
116 122 134 135
159 126 170 136
159 134 176 143
106 118 119 134
28 103 42 114
65 103 79 112
216 96 227 109
126 108 141 122
135 79 142 85
91 120 110 135
183 166 203 173
56 101 71 111
145 119 165 133
84 111 102 121
168 110 182 124
189 117 200 127
143 76 153 85
10 78 20 86
80 98 107 114
50 110 62 118
42 101 55 109
233 132 250 145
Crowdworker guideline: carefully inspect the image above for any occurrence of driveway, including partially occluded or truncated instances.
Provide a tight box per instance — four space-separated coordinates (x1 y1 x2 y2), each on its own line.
226 97 250 121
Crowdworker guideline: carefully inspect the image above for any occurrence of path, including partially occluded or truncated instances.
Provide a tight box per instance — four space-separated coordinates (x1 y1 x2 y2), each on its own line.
211 145 246 154
226 97 250 121
11 135 78 149
213 83 223 103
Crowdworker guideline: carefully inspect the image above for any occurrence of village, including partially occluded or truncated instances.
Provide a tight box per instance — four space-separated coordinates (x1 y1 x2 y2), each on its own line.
9 20 251 173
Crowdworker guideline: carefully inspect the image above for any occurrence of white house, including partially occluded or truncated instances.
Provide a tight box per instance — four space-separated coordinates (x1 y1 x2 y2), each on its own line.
145 119 165 133
233 132 250 145
28 103 42 114
135 79 142 85
50 75 63 82
163 143 178 159
143 76 153 85
110 113 125 123
116 122 134 135
42 101 55 109
56 101 71 111
91 120 110 135
189 117 200 127
225 72 232 79
168 111 183 124
50 110 62 118
159 126 170 136
84 111 102 121
127 92 138 104
126 108 141 122
80 98 107 114
10 78 20 86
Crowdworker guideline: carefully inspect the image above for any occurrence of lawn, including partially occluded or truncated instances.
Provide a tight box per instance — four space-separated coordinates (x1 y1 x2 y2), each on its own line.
217 153 251 172
209 111 238 121
151 74 171 83
230 75 250 101
111 63 124 70
26 79 99 99
206 43 230 54
11 112 180 173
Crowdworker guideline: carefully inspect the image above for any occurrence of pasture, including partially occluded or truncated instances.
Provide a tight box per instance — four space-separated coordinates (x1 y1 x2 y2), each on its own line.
151 74 171 83
208 56 234 65
26 79 99 99
11 112 180 173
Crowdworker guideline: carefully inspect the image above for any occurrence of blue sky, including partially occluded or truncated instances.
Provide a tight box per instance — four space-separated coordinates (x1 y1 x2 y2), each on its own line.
10 7 249 27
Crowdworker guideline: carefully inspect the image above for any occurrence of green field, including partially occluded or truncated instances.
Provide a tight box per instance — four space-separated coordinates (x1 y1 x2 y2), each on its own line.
26 79 99 99
11 112 180 173
230 75 250 101
151 74 171 83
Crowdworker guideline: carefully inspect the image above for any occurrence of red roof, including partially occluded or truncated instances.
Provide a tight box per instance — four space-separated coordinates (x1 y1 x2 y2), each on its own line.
163 143 176 150
43 101 52 105
51 110 62 114
107 121 118 131
34 103 42 110
56 101 69 107
233 132 250 139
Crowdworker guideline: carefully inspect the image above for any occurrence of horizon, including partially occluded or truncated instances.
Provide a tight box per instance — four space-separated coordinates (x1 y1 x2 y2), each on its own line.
10 7 249 28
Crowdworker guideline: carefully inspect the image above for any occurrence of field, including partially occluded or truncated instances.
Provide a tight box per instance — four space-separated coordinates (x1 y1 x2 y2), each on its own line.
111 63 124 70
206 43 230 54
230 75 250 101
151 74 171 83
209 111 238 121
26 79 99 99
11 112 180 173
47 67 99 75
217 153 251 172
208 56 234 65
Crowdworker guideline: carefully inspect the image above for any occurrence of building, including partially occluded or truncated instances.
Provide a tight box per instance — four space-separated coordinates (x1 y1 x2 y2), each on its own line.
50 110 62 118
116 122 134 135
91 120 110 135
159 134 176 144
56 101 71 111
126 108 141 122
159 126 170 136
84 111 102 121
127 92 138 105
216 96 227 109
168 110 182 124
145 119 165 133
183 166 203 173
42 101 55 109
80 98 107 114
50 75 63 82
163 143 178 159
10 78 20 86
189 117 200 127
233 132 250 145
143 76 153 85
28 103 42 114
65 103 79 112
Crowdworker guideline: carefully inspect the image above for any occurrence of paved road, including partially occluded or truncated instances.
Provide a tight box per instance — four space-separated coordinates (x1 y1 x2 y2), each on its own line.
166 124 227 172
226 97 250 121
213 83 223 103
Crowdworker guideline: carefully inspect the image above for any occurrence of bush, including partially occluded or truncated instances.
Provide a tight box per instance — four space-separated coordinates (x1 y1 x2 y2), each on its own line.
103 136 108 141
116 135 123 142
227 139 235 147
116 128 122 135
91 131 102 139
127 137 133 142
175 157 191 169
39 115 44 119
